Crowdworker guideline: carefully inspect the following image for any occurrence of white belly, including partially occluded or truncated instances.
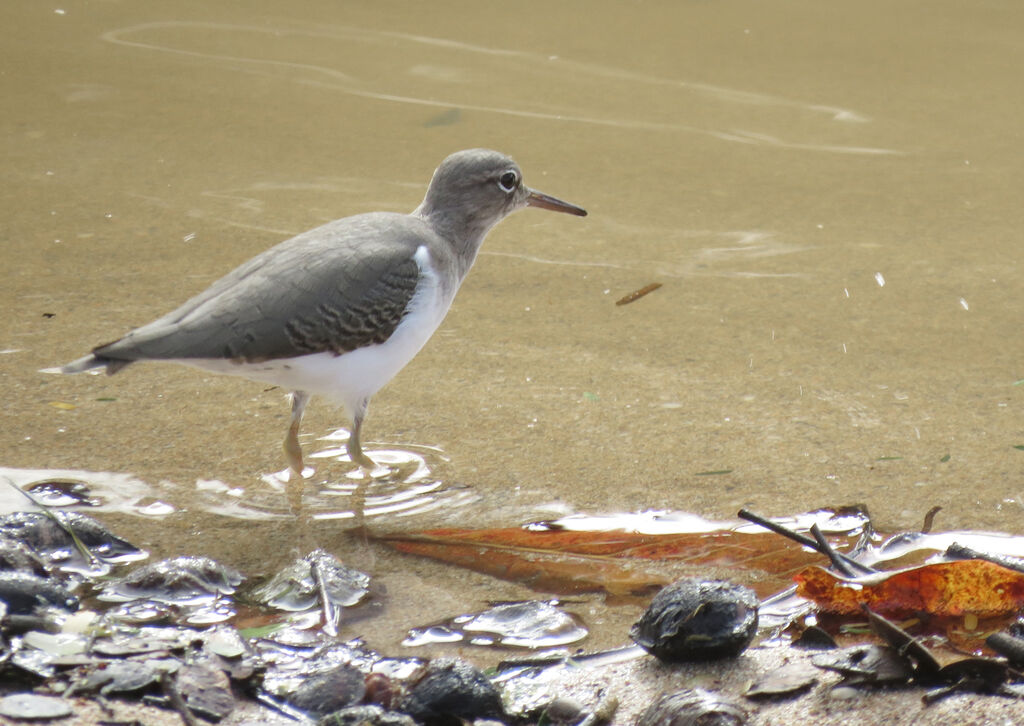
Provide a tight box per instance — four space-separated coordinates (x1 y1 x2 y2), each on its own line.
175 245 453 419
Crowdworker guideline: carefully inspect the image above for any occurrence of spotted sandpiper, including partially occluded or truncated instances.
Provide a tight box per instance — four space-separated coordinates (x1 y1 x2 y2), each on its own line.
48 149 586 474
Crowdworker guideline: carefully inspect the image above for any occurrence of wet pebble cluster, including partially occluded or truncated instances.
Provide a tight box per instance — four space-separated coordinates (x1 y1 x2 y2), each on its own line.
0 507 779 725
0 510 582 724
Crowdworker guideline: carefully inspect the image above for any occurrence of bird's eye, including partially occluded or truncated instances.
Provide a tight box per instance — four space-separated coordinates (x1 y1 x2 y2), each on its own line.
498 171 518 193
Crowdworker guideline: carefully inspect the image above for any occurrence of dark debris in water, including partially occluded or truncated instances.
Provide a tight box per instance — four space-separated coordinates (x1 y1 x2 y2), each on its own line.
6 505 1024 722
0 511 146 576
285 662 366 716
248 548 371 636
101 555 244 603
0 572 78 616
23 478 101 508
0 538 51 578
403 599 587 649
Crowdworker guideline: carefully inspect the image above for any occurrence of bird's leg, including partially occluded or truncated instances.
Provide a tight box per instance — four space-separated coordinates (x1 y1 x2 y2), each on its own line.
346 408 375 538
345 410 377 470
284 390 311 476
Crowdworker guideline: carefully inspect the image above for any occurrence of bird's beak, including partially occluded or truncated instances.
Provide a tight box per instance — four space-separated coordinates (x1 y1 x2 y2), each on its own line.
526 188 588 217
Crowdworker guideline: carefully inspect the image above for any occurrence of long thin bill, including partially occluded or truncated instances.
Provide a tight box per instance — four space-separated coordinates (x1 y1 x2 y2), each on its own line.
526 188 588 216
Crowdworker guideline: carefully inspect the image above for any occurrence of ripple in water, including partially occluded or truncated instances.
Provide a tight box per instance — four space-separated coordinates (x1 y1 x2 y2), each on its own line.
0 428 476 525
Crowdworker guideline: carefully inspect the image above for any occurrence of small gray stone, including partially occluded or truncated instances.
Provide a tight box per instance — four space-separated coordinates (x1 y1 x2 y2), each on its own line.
0 693 74 720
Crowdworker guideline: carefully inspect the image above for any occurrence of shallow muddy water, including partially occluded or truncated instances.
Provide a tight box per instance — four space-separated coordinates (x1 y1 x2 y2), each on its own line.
2 0 1022 658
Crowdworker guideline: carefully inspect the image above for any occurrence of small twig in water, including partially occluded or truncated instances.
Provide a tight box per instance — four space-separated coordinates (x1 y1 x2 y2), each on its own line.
615 283 662 306
5 478 101 569
738 509 875 575
810 523 859 578
921 506 942 534
945 542 1024 575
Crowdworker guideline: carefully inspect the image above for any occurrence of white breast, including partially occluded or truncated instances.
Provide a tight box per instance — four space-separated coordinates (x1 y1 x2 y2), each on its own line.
178 245 454 421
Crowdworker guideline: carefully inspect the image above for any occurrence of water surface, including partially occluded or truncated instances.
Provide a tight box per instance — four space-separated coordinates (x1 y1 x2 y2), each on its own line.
2 0 1021 655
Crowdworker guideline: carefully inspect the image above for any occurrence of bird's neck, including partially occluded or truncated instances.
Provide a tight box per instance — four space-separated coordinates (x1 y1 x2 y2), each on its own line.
414 204 500 277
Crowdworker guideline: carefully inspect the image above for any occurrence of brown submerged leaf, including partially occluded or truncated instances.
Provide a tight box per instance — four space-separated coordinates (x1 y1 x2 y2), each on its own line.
380 524 828 596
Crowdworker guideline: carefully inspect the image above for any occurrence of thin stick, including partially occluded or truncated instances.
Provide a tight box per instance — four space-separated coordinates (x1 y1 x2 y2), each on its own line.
738 509 875 575
810 523 859 578
945 542 1024 575
615 283 662 306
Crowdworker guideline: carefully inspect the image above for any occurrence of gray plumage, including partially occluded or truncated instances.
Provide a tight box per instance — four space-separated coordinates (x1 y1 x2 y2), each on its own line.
84 216 429 368
49 148 586 472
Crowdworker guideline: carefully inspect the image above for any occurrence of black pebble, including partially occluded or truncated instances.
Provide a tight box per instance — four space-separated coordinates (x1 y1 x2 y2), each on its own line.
630 578 758 662
396 658 505 726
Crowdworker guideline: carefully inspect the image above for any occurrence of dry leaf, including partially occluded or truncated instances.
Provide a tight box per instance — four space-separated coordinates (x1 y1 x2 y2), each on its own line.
795 560 1024 616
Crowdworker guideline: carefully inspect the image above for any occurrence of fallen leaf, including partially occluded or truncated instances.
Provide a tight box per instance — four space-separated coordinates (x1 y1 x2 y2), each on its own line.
745 660 818 699
381 524 831 597
811 644 913 684
795 560 1024 616
383 532 667 595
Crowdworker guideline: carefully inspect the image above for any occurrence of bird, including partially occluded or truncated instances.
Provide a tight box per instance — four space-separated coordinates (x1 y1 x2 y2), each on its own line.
47 148 587 475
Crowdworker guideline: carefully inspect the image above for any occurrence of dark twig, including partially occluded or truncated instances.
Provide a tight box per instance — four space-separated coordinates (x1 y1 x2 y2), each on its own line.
5 477 102 569
986 632 1024 666
921 506 942 534
738 509 875 575
810 524 859 578
252 692 309 722
945 543 1024 575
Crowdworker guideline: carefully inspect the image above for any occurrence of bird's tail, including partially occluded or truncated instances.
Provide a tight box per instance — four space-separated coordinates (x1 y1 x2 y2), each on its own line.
40 354 130 376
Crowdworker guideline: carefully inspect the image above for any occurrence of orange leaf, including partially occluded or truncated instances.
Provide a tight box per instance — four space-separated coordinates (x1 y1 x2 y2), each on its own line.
384 533 668 596
794 560 1024 616
380 525 831 597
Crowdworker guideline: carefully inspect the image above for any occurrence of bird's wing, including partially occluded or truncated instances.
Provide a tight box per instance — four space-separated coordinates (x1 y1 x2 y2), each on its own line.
94 214 426 363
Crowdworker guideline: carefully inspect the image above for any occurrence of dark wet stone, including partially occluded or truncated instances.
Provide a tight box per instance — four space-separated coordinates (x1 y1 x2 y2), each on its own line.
101 556 243 603
177 659 235 721
396 658 505 725
635 689 746 726
0 693 74 720
936 657 1009 689
0 511 143 565
0 571 78 615
318 705 416 726
0 537 49 576
630 579 758 662
286 663 366 717
82 658 166 694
